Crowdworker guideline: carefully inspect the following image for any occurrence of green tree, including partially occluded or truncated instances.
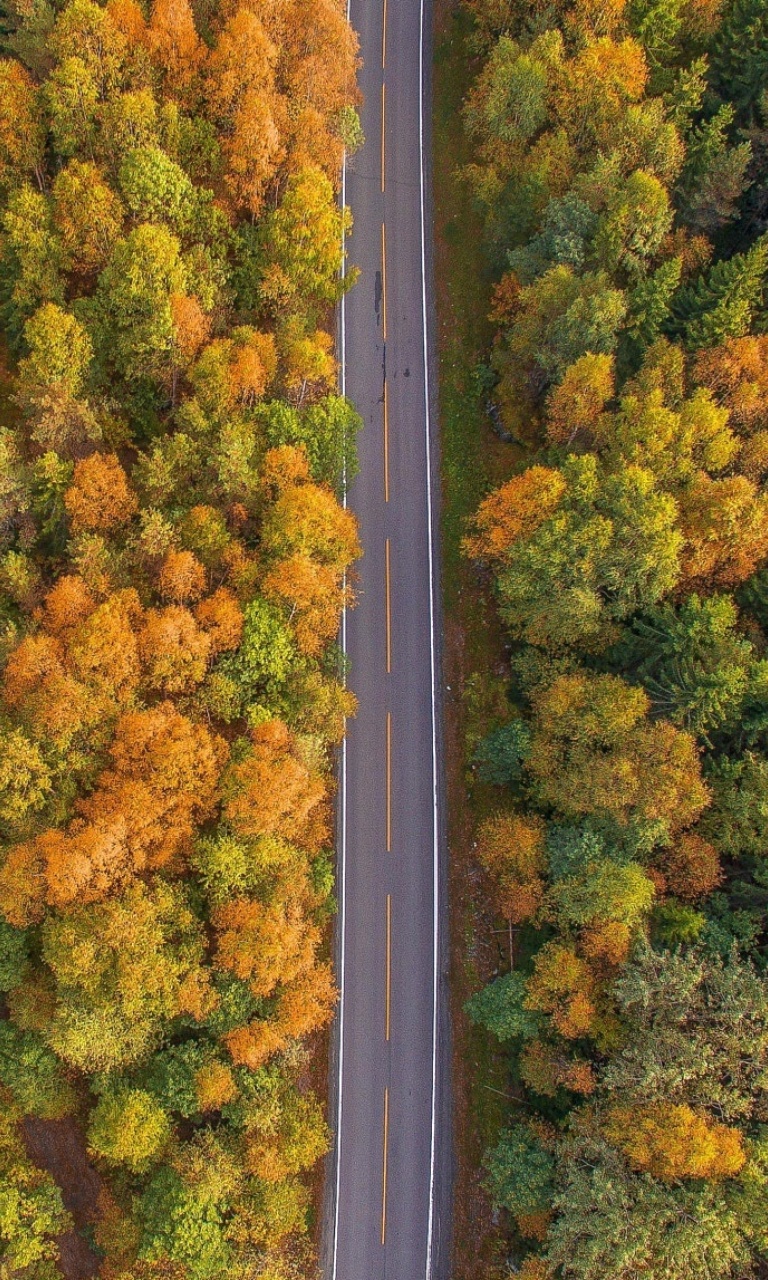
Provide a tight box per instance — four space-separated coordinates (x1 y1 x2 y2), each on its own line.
485 1123 555 1219
466 970 541 1041
94 221 187 382
88 1085 171 1172
668 234 768 350
261 166 354 310
612 594 762 737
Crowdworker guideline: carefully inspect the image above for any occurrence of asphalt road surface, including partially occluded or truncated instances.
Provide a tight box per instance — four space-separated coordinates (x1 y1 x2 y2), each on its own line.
322 0 451 1275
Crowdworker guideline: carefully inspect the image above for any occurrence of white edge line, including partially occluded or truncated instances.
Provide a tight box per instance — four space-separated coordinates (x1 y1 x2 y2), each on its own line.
420 0 441 1271
332 66 350 1280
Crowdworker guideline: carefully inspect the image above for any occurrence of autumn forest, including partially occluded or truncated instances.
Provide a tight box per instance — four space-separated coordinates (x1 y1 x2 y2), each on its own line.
0 0 363 1274
455 0 768 1276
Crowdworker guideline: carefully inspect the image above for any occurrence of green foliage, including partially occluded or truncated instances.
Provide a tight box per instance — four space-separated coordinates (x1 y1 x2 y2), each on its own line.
485 1123 554 1217
88 1085 171 1171
473 719 531 786
0 1024 76 1119
466 970 541 1041
138 1164 231 1280
668 234 768 349
222 598 297 707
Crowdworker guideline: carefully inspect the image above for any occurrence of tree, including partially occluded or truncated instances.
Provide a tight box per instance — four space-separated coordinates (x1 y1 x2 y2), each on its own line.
95 222 187 382
669 234 768 350
466 969 542 1041
146 0 204 100
0 59 45 192
469 455 681 648
692 334 768 433
41 879 212 1071
223 720 327 850
678 474 768 590
0 185 64 340
475 811 547 922
526 670 709 833
545 354 614 447
52 160 124 275
88 1086 171 1171
0 1024 76 1118
463 466 566 562
484 1123 554 1225
712 0 768 115
261 166 354 309
64 452 138 533
612 593 760 736
605 1103 745 1180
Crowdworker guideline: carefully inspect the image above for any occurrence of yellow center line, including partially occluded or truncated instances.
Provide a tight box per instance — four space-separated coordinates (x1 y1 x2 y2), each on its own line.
386 710 392 852
385 893 392 1041
381 221 387 342
381 1086 389 1245
383 378 390 503
381 81 386 192
382 0 387 67
385 538 392 673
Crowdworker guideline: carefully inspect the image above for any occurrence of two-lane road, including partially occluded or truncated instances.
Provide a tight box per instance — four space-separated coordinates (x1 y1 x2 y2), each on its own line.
323 0 450 1275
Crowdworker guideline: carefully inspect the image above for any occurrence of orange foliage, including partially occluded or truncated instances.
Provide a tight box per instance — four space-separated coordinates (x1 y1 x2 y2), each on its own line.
40 575 95 638
278 959 337 1038
146 0 204 96
526 942 596 1039
555 38 649 149
195 1060 238 1111
68 590 144 704
223 720 328 850
78 703 226 869
606 1103 746 1180
678 474 768 590
138 606 211 693
194 587 244 654
262 553 346 655
170 293 211 366
212 895 319 997
475 811 547 923
64 453 138 534
545 354 615 446
463 466 566 562
693 335 768 433
659 832 722 901
580 920 631 966
158 549 207 603
107 0 148 44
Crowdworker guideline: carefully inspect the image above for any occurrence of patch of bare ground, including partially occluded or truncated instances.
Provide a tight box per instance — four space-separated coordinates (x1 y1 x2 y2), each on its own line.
24 1116 103 1279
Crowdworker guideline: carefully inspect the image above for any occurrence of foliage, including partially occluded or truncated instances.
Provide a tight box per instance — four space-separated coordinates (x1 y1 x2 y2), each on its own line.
459 0 768 1269
0 0 360 1271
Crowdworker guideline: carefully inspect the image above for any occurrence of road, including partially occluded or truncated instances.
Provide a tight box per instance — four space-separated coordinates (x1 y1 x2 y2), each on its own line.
322 0 450 1275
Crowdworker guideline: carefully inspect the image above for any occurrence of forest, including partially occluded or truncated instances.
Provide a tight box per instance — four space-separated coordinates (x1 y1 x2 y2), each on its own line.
0 0 362 1275
458 0 768 1276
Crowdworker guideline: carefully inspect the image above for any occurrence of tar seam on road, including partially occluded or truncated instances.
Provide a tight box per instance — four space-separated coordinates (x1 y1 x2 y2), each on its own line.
381 221 387 341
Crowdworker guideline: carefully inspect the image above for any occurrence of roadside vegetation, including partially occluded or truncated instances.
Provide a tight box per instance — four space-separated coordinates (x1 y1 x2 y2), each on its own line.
449 0 768 1276
0 0 362 1275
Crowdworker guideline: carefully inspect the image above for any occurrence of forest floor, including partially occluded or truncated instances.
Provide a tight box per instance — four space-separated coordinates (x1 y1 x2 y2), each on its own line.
432 5 527 1276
